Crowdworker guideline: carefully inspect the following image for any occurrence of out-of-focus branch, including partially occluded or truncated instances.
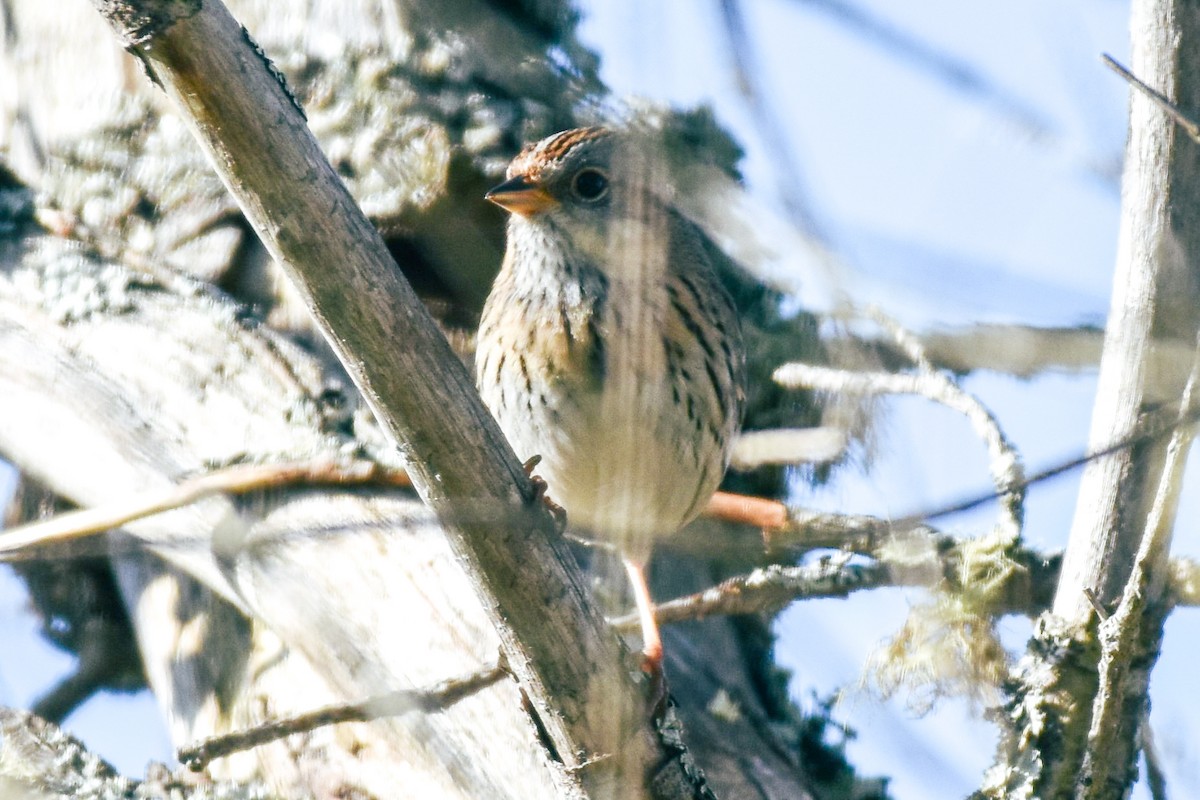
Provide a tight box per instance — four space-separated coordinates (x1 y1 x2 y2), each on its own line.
792 0 1052 142
774 357 1025 540
1169 557 1200 606
1140 715 1170 800
717 0 826 240
729 426 848 470
0 459 411 560
915 324 1104 379
913 321 1200 405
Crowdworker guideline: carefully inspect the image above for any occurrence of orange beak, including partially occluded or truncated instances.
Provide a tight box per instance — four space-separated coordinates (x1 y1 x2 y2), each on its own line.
486 175 556 216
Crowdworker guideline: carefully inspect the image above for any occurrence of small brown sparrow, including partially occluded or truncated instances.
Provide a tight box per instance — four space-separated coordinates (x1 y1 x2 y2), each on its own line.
477 127 746 669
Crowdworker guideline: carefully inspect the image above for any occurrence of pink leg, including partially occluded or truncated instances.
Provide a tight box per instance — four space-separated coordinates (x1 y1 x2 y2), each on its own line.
623 558 663 670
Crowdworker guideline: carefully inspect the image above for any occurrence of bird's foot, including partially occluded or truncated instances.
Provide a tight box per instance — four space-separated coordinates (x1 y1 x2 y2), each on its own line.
522 455 567 529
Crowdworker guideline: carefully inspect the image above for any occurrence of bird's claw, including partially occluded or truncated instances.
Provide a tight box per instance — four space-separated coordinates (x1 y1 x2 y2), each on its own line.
522 455 567 530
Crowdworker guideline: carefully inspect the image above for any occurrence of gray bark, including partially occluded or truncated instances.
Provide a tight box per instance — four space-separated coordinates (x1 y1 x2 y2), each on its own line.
981 1 1200 797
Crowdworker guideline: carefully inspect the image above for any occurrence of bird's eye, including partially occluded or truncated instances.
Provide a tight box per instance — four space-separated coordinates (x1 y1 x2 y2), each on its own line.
571 168 609 202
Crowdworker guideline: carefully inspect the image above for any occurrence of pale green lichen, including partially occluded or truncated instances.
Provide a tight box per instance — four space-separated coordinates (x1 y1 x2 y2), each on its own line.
863 530 1024 711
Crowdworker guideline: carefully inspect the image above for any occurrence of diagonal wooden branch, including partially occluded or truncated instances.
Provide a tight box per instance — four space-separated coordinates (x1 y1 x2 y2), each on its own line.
178 661 509 771
86 1 667 796
0 459 411 560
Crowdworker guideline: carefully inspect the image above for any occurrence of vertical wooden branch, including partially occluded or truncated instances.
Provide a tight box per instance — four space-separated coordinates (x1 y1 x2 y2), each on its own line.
1053 14 1199 630
85 1 674 796
983 1 1200 797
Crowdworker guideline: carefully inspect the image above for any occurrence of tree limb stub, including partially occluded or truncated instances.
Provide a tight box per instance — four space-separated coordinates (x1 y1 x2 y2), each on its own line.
88 0 667 794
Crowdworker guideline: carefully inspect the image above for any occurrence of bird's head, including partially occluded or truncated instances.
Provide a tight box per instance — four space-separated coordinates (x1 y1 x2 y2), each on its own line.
487 127 676 274
486 127 615 220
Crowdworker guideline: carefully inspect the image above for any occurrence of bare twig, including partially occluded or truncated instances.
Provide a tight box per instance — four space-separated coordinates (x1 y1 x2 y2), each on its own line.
178 661 508 771
0 459 410 559
611 556 891 631
774 358 1025 539
1103 53 1200 144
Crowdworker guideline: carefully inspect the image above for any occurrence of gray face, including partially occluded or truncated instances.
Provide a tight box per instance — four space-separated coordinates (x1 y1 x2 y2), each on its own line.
540 144 674 283
489 127 674 283
527 137 619 245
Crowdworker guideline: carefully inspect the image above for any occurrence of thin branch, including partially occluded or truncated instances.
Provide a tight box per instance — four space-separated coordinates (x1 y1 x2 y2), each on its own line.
178 661 508 771
611 556 891 631
894 403 1200 528
620 532 1063 633
0 459 410 559
795 0 1053 141
717 0 827 240
1141 714 1169 800
1103 53 1200 144
774 358 1025 539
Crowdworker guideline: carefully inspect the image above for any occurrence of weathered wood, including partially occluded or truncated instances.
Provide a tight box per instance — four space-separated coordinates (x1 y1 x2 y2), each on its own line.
0 1 842 798
0 231 567 797
86 1 665 795
981 1 1200 796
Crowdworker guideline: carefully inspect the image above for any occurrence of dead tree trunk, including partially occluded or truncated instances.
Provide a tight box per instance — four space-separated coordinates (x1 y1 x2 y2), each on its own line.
981 1 1200 797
